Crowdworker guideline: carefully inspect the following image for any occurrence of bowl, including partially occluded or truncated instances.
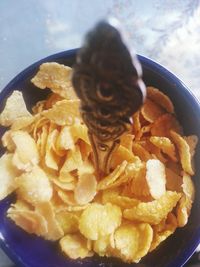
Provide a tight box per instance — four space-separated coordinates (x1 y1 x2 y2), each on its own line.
0 49 200 267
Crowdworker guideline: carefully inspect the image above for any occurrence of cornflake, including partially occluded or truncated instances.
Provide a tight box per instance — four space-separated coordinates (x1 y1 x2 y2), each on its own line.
0 65 197 264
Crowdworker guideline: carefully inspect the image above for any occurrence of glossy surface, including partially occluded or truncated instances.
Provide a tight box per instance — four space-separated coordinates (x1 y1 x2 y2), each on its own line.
0 49 200 267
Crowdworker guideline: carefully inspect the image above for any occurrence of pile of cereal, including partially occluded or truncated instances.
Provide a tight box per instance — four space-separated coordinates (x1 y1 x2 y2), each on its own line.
0 62 198 263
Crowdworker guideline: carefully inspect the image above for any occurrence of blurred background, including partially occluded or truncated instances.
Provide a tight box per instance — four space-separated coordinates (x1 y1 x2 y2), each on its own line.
0 0 200 99
0 0 200 266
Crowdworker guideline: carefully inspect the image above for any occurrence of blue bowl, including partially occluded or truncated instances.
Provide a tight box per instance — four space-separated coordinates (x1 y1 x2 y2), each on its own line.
0 49 200 267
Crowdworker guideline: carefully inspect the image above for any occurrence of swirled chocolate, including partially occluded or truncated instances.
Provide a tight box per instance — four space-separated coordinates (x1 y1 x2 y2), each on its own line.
72 21 146 176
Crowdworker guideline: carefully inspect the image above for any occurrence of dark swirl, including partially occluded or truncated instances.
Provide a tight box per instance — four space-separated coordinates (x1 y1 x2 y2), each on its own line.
72 21 146 175
72 21 145 142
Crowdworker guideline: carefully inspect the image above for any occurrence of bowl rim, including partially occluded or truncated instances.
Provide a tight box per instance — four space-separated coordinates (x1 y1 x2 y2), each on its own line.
0 49 200 267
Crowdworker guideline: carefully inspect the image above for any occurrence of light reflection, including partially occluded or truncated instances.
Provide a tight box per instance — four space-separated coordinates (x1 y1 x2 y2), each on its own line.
0 231 5 241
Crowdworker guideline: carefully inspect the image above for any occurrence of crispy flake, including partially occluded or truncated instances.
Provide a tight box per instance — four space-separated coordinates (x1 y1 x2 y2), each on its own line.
0 91 32 127
31 62 78 99
124 191 181 225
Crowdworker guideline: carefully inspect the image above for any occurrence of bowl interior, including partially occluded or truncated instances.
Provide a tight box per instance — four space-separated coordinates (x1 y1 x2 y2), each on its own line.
0 50 200 267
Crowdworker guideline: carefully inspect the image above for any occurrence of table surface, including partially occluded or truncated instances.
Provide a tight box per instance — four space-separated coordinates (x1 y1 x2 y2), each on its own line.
0 0 200 266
